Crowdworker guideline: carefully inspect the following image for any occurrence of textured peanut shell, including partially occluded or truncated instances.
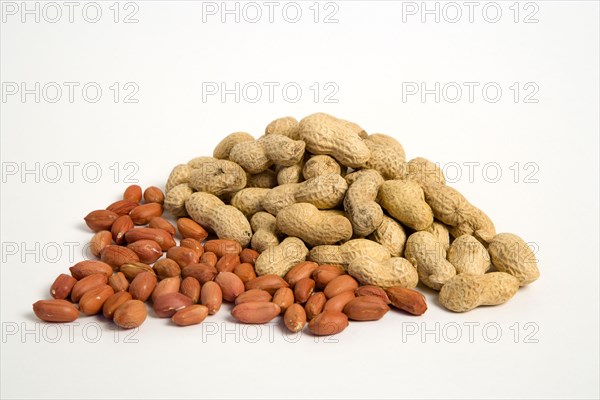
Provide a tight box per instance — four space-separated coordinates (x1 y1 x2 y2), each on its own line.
406 157 446 186
185 192 252 247
422 183 472 227
230 188 270 217
250 212 280 253
448 207 496 245
425 221 451 257
298 113 370 168
230 134 305 173
187 157 247 196
439 272 520 312
404 231 456 290
164 183 194 217
265 116 299 139
262 174 348 215
166 164 192 192
309 239 391 269
246 170 278 188
368 215 407 257
347 256 418 289
303 155 342 180
343 169 385 237
447 235 491 275
213 132 255 160
254 237 309 277
488 233 540 286
229 140 270 174
276 203 353 246
363 134 407 180
378 180 433 231
277 158 305 185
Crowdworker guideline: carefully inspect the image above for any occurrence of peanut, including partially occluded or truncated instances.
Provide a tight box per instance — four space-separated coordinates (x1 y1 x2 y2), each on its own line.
254 237 308 277
447 234 491 275
276 203 353 246
347 256 418 289
343 169 385 236
378 180 433 231
250 212 280 253
229 134 305 174
363 134 406 180
309 239 391 268
439 272 520 312
405 231 456 290
488 233 540 286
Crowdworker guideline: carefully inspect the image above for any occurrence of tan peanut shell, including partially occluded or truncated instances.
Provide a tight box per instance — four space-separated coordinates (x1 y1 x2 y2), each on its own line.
262 173 348 215
298 113 370 168
276 158 305 185
347 256 418 289
309 239 391 268
213 132 255 160
230 188 270 217
265 116 300 139
404 231 456 290
343 169 385 237
439 272 520 312
229 134 305 174
276 203 352 246
406 157 446 186
254 237 309 277
187 157 247 196
246 170 278 188
378 180 433 231
164 183 194 217
425 221 451 256
363 134 406 180
185 192 252 247
449 207 496 245
447 235 491 275
166 164 192 192
303 155 342 180
368 215 407 257
250 212 280 253
488 233 540 286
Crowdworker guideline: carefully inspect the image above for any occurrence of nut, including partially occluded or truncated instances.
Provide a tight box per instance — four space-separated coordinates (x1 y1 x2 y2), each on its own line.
406 157 446 186
285 261 319 288
148 217 176 235
130 203 163 225
363 134 406 180
180 276 200 303
200 252 218 268
347 256 418 289
144 186 165 204
154 258 181 280
250 212 280 253
172 305 209 326
240 248 260 266
151 276 181 302
488 233 540 286
231 301 281 324
215 272 245 302
309 239 391 268
204 239 242 257
123 185 143 202
108 272 129 292
355 286 390 304
129 271 157 302
111 215 134 245
127 239 162 264
265 116 299 139
368 215 407 257
90 230 113 257
101 245 140 270
447 234 491 275
213 131 255 159
153 292 193 318
102 291 133 320
167 246 200 268
439 272 520 313
304 292 327 320
113 299 147 329
120 262 155 281
276 203 353 246
69 260 114 280
124 227 176 251
79 284 114 315
33 299 79 322
50 274 77 300
233 263 257 284
244 274 289 295
84 210 119 232
230 188 270 217
323 291 356 313
312 264 345 289
180 238 204 259
177 218 208 241
293 278 315 304
216 253 241 273
182 263 217 284
229 135 305 174
71 273 108 303
284 303 307 333
386 287 427 316
323 275 359 299
308 310 349 336
234 289 272 305
405 231 456 291
107 200 138 216
343 169 385 236
200 281 222 314
187 157 247 195
342 296 390 321
272 287 294 312
378 180 433 231
254 237 309 277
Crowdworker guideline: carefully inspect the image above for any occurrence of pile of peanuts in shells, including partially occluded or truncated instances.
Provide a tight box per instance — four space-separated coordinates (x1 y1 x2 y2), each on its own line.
33 113 540 336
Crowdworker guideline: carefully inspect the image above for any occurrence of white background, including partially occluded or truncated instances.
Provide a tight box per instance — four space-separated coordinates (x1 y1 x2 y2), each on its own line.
1 1 598 399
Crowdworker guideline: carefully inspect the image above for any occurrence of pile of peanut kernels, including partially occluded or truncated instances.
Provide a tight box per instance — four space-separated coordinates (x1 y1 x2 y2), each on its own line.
34 113 540 336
